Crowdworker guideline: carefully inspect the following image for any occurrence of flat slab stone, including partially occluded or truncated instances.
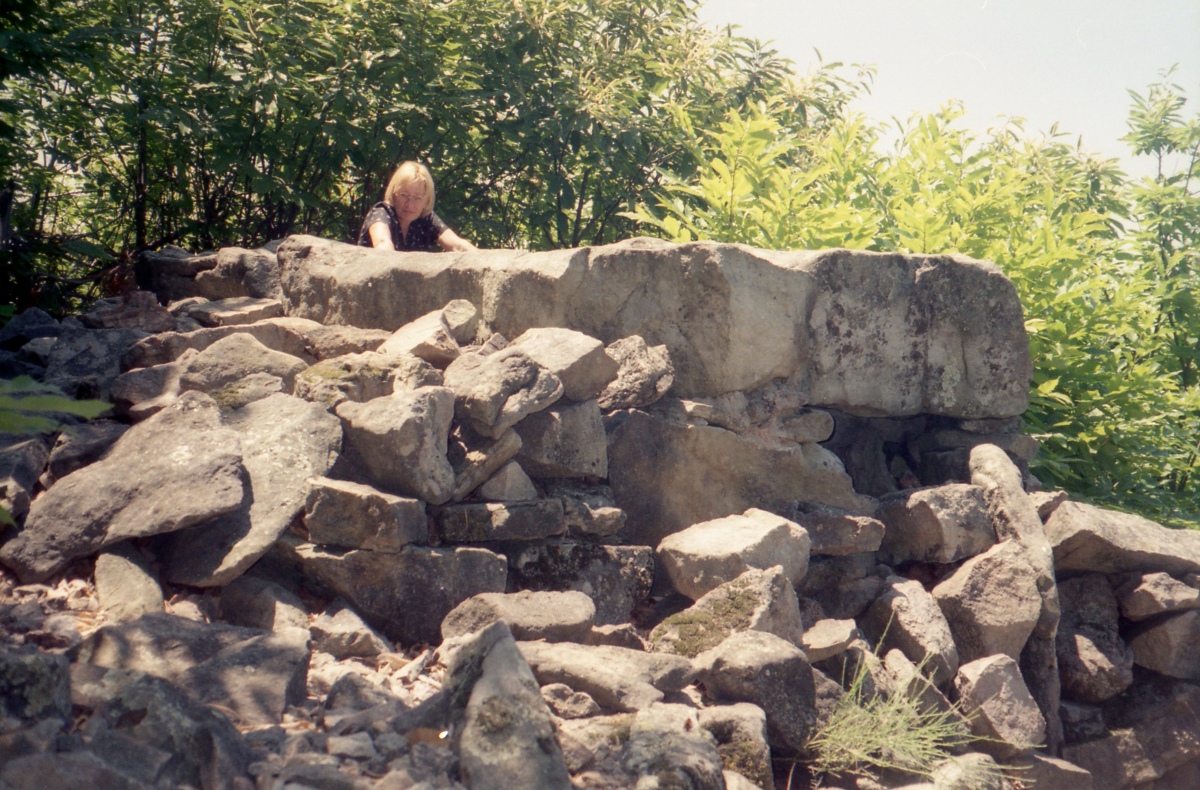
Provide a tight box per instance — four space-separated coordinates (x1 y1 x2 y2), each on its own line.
431 499 565 543
507 328 618 402
441 590 596 642
1047 501 1200 575
507 542 653 625
185 296 284 327
304 476 427 552
517 641 695 712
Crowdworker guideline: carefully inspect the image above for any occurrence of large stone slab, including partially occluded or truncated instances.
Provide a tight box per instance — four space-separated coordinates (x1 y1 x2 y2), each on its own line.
608 408 872 547
443 348 564 438
303 476 427 551
514 399 607 478
42 326 148 399
506 541 653 625
278 236 1030 417
1046 500 1200 575
517 641 695 712
876 484 996 564
507 327 618 402
0 392 245 582
861 576 959 687
163 393 341 587
441 590 596 643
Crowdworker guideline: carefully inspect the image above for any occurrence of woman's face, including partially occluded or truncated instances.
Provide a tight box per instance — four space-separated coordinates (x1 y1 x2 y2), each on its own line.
394 180 427 223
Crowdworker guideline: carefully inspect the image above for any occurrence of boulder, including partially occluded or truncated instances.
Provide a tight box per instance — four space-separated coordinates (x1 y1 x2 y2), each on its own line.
541 683 601 719
294 351 441 407
336 386 456 504
656 508 811 600
608 408 872 547
517 641 695 712
477 461 538 502
649 566 805 658
448 427 523 503
1115 571 1200 621
513 399 607 478
544 480 627 539
506 541 653 625
1127 609 1200 680
595 335 674 411
192 245 282 300
0 644 71 720
800 554 886 620
0 436 48 521
1056 575 1134 703
699 703 773 790
801 619 861 663
931 540 1042 664
431 499 565 543
94 543 164 624
1047 500 1200 575
694 630 816 754
80 290 176 332
44 420 127 483
860 576 959 687
183 296 284 327
787 501 885 556
443 348 564 438
218 575 308 632
507 327 618 402
311 600 393 658
377 308 461 366
953 655 1046 759
876 484 996 564
42 326 148 399
277 236 1030 417
0 392 245 583
0 307 60 350
178 627 310 726
1004 754 1093 790
441 590 596 642
163 393 342 587
304 476 427 552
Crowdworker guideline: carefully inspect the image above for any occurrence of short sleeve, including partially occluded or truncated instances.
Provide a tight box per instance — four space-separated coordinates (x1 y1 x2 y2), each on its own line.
358 204 395 246
428 212 450 237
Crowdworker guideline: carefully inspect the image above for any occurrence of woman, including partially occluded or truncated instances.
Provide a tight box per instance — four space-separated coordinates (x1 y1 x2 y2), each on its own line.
358 161 477 252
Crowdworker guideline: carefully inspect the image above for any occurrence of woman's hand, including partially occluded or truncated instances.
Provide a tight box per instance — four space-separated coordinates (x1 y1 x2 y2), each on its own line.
438 228 477 251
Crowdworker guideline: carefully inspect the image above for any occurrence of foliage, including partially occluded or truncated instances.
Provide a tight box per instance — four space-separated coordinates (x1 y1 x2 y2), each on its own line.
631 79 1200 525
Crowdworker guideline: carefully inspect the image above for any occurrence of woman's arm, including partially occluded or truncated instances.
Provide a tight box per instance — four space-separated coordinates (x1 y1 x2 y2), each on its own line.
368 221 394 250
437 228 477 252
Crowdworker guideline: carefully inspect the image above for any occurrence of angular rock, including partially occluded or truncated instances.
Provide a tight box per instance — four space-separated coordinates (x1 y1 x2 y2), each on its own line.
94 543 164 624
441 590 595 642
177 331 307 393
0 644 70 720
450 623 572 790
882 649 966 728
304 476 427 552
185 296 284 327
193 246 282 300
1056 575 1134 703
801 619 861 663
294 351 441 408
431 499 565 543
930 753 1005 790
441 298 479 344
657 508 811 601
954 655 1046 759
1004 754 1093 790
1047 500 1200 575
1116 571 1200 621
443 348 564 438
649 566 805 658
218 574 308 632
1029 489 1068 521
609 408 873 547
932 540 1042 664
681 392 751 432
336 386 456 504
505 542 653 626
378 308 461 366
596 334 674 411
80 290 176 332
0 436 48 521
0 750 158 790
541 683 601 719
514 399 607 478
45 420 127 482
477 461 538 502
163 393 341 587
269 535 507 644
861 576 959 686
544 480 627 539
699 703 773 790
178 627 309 726
42 326 148 399
311 600 393 659
517 641 695 712
694 630 816 754
1128 609 1200 680
508 327 618 402
584 623 647 651
78 613 265 678
0 392 245 583
787 501 885 556
876 484 996 564
0 307 60 350
800 554 887 620
447 427 523 503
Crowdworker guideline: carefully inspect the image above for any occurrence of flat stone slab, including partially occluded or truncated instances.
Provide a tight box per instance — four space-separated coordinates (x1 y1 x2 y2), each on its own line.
517 641 695 712
441 590 596 642
304 476 427 552
431 499 565 543
1046 501 1200 575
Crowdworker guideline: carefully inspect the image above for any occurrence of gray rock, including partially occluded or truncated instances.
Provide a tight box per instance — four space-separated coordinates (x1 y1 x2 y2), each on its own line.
0 307 60 350
80 290 176 332
304 476 427 552
541 682 601 718
178 627 310 726
184 296 284 327
0 436 48 521
448 427 523 503
930 753 1006 790
876 484 996 564
799 554 887 620
295 351 441 408
609 408 873 548
0 751 156 790
801 619 861 663
431 499 565 543
596 335 674 411
78 613 265 678
953 655 1046 759
378 309 461 366
1047 499 1200 575
699 703 773 790
441 590 596 642
163 393 341 587
0 392 245 583
269 535 507 644
42 326 148 400
788 501 885 556
443 348 564 438
452 623 572 790
477 461 538 501
1128 609 1200 680
657 508 811 601
514 398 607 478
932 540 1042 663
517 640 694 712
311 600 393 658
194 246 282 300
544 479 627 539
1116 571 1200 621
694 630 816 754
507 541 653 625
336 387 456 504
584 624 647 651
218 574 309 632
1056 575 1133 703
45 420 127 482
0 644 70 720
326 731 378 760
861 576 960 687
94 543 163 623
508 327 618 402
442 299 479 344
649 566 805 658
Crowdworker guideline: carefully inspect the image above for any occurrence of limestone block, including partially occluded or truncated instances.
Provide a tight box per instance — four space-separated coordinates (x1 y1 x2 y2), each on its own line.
80 291 176 332
541 683 601 719
876 484 996 564
1048 500 1200 575
861 576 959 687
336 386 456 504
477 461 538 502
801 619 861 663
517 641 695 712
443 348 564 438
441 590 596 643
657 508 811 600
218 575 308 632
1056 575 1133 703
649 566 806 658
932 540 1042 664
596 335 674 411
788 501 885 556
953 655 1046 759
1116 571 1200 621
184 296 284 327
377 308 460 366
508 327 618 402
544 480 626 539
1128 609 1200 680
448 426 523 503
193 246 282 300
304 476 427 552
431 499 565 543
294 351 440 408
514 399 607 478
311 600 393 659
507 541 653 625
94 542 163 624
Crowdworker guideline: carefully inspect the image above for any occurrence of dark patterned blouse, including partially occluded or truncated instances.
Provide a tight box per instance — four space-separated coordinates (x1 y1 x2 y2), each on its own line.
357 202 449 252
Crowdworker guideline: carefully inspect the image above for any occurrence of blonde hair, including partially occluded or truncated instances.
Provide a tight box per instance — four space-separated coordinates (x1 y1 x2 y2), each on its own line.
383 161 436 216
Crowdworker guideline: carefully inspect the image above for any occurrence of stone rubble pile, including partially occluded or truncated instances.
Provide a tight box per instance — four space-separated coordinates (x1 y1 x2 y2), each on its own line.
0 236 1197 789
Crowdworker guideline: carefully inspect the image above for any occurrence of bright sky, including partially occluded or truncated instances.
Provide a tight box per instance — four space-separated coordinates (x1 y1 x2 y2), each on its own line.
698 0 1200 180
